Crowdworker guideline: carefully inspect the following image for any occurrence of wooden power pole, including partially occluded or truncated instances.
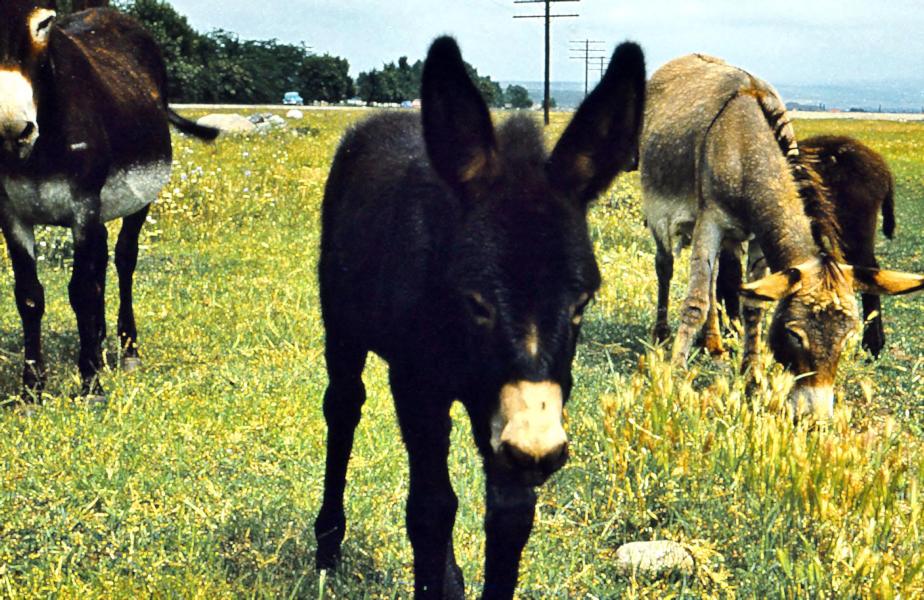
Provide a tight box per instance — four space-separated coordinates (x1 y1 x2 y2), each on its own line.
514 0 579 125
569 39 605 98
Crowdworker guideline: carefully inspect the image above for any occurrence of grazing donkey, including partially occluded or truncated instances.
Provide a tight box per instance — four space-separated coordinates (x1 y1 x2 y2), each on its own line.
0 2 217 400
640 54 924 417
315 37 645 598
717 135 897 357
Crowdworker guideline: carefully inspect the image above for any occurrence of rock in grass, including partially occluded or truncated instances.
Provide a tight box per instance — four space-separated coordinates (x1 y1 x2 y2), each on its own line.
286 109 304 119
196 114 255 134
614 540 694 577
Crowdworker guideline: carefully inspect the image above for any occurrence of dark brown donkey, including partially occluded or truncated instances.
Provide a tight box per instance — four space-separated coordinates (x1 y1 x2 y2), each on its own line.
315 37 644 598
717 135 897 357
0 2 217 400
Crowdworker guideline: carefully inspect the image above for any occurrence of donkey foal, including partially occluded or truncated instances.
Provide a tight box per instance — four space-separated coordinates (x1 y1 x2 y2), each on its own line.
315 37 645 598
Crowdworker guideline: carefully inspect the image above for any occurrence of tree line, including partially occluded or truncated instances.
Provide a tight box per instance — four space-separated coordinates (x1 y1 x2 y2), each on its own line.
56 0 536 107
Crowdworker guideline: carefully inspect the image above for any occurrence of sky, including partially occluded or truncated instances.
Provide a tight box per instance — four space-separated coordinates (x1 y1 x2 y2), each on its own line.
167 0 924 86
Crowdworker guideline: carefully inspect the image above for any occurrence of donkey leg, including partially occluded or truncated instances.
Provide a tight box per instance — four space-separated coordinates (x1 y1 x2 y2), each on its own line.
703 255 725 356
854 252 885 358
741 243 768 383
69 218 109 399
314 336 368 570
672 218 722 367
481 482 537 600
861 292 885 358
115 205 150 371
652 237 673 344
0 218 46 398
717 245 744 325
391 372 461 599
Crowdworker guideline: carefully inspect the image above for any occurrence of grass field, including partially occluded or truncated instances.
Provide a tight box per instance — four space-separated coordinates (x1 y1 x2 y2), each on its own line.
0 109 923 598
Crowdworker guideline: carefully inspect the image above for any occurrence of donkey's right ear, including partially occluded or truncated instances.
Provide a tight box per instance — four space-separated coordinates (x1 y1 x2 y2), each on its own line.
547 42 646 207
422 36 497 195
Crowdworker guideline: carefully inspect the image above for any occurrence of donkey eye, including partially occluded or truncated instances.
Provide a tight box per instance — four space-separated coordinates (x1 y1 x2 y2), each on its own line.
464 292 495 327
571 293 592 326
785 327 807 349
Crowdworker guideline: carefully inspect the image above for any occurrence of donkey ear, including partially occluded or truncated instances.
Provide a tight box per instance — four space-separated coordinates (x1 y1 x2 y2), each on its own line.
421 36 497 194
547 42 646 206
740 268 803 302
850 266 924 296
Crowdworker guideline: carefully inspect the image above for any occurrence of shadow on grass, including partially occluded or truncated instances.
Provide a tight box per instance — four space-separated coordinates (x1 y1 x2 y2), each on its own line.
580 315 655 377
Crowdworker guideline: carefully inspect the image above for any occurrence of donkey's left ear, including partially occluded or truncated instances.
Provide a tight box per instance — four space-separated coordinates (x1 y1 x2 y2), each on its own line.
850 266 924 296
740 267 803 303
547 42 646 207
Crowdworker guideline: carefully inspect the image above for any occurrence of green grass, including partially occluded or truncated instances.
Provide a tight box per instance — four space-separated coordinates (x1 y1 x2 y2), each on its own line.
0 111 922 598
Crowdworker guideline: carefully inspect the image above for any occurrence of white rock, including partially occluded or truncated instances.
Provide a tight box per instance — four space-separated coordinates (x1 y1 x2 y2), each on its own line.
613 541 694 577
286 109 304 119
196 114 255 134
268 115 286 126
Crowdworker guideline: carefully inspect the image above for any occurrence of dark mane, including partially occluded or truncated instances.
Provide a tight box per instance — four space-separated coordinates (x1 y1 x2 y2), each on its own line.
752 90 842 260
789 150 843 261
496 114 547 163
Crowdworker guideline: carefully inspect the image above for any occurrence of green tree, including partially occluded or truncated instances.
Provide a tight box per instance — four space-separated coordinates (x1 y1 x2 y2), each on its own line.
505 84 533 109
299 55 354 102
358 56 504 106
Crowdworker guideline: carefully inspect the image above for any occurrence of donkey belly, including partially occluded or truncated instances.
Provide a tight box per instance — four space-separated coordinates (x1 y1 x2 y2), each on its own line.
642 192 698 253
1 161 170 226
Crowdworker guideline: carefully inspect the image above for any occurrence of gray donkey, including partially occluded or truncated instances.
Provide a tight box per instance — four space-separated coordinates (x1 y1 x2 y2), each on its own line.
640 54 924 417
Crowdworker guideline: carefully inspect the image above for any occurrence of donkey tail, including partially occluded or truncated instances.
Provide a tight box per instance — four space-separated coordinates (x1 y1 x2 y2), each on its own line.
167 108 219 141
882 176 896 239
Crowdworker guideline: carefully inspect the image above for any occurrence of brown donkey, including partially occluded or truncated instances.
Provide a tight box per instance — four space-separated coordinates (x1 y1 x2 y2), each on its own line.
640 54 924 418
718 135 897 357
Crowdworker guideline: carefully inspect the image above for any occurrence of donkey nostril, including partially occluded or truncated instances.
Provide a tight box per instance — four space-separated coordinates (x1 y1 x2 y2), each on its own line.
19 121 36 141
2 120 34 143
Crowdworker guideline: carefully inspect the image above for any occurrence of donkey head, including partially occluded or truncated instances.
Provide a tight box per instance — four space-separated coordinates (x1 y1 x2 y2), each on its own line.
0 0 56 161
421 37 645 485
742 258 924 418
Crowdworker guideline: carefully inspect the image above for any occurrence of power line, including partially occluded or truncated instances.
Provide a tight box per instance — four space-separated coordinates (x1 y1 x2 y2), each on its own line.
514 0 579 125
569 39 605 98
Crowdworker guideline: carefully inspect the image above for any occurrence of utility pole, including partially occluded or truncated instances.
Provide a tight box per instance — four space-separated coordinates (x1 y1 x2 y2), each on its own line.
590 55 606 83
569 39 605 98
514 0 579 125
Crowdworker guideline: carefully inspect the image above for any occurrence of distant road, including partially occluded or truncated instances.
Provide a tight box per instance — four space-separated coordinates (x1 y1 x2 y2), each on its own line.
172 104 366 111
171 105 924 122
790 110 924 121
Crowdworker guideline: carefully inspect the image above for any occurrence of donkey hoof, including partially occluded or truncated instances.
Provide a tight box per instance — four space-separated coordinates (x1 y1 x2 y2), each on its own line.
652 323 672 344
121 356 143 372
704 334 725 357
315 547 341 571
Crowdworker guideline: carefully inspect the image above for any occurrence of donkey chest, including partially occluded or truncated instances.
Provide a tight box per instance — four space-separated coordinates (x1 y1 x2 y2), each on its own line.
1 162 171 226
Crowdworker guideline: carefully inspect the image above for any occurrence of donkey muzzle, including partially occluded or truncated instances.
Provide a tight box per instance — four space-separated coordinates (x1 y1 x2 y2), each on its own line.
790 383 834 420
0 70 39 160
490 381 568 485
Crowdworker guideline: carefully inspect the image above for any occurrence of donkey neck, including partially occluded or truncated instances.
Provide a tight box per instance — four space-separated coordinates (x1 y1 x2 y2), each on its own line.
749 187 818 272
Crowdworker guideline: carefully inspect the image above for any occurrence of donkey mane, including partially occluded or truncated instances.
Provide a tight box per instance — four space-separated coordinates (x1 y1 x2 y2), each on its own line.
752 89 843 262
496 114 547 164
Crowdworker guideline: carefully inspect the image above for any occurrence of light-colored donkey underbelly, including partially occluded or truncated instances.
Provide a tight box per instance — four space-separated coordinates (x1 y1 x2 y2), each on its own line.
643 191 753 256
1 161 171 226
